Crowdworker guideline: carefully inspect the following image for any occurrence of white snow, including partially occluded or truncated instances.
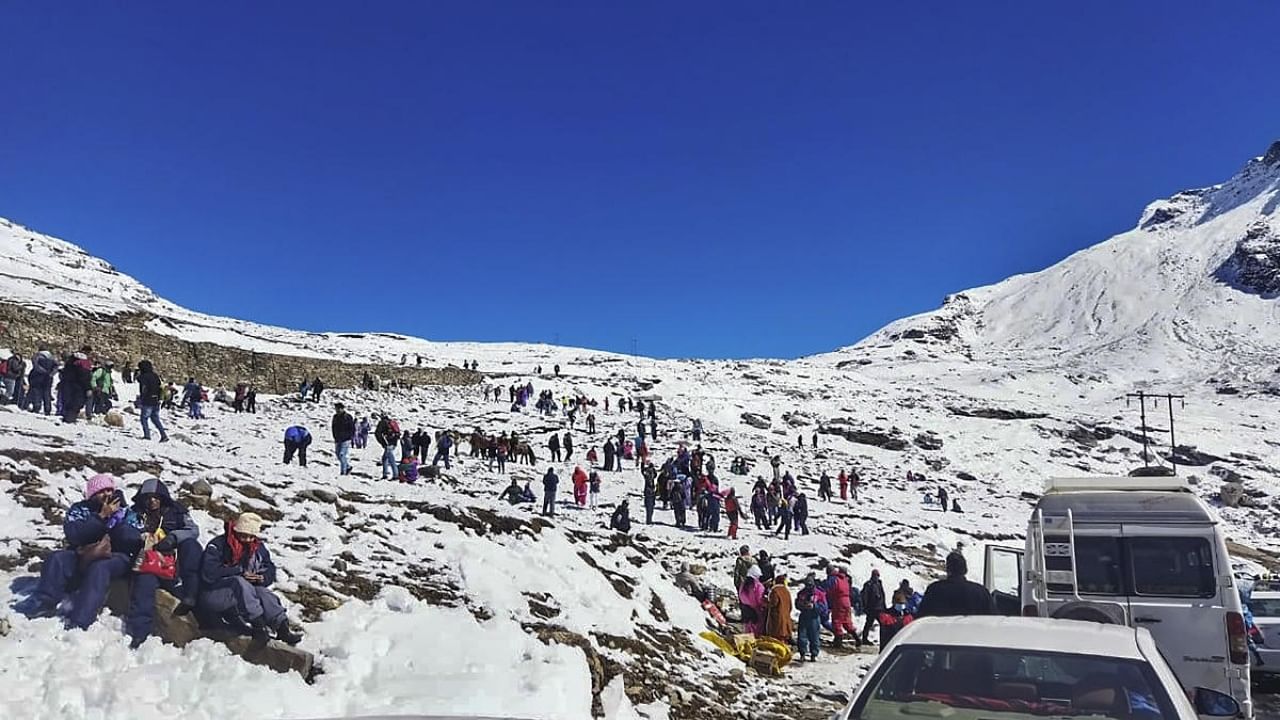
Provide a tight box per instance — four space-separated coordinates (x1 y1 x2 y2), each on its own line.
0 142 1279 719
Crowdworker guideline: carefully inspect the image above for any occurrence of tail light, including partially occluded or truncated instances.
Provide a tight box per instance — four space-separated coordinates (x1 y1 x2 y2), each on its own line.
1022 604 1039 617
1226 611 1248 664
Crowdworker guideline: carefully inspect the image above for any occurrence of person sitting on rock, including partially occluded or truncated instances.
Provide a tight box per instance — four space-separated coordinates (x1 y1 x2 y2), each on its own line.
197 512 302 645
499 478 531 505
22 474 144 633
127 477 203 646
609 500 631 533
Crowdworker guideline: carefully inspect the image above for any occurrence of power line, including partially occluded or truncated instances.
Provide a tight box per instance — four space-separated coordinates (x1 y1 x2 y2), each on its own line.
1124 391 1186 473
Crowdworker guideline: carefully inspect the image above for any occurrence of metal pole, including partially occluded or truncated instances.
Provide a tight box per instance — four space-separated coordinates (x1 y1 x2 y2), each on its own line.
1167 394 1178 476
1138 391 1150 467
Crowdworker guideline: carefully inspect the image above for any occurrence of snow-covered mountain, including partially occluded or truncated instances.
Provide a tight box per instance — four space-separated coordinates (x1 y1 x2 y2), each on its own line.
1 141 1279 720
822 140 1280 387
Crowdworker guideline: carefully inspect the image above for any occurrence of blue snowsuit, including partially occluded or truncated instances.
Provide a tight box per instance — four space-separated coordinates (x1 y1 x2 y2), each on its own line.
33 490 144 630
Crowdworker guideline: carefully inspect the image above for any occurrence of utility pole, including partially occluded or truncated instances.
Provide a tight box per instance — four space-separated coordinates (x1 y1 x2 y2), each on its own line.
631 337 637 356
1125 391 1186 473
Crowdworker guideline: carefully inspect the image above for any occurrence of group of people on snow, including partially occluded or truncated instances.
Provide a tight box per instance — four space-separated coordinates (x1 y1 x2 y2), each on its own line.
19 472 301 649
729 544 993 660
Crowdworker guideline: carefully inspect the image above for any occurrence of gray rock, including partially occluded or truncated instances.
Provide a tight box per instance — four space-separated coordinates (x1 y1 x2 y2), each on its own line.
189 479 214 497
1220 481 1246 508
297 489 337 504
740 412 772 430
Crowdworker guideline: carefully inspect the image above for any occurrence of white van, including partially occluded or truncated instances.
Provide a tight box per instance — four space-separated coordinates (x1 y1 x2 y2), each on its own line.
983 477 1252 719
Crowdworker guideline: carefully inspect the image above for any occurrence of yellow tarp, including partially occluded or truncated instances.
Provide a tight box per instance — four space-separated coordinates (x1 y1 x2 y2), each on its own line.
699 631 793 675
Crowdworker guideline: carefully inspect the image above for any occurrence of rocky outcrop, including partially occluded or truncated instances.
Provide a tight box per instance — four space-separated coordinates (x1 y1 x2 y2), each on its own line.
0 301 480 394
1215 222 1280 297
740 413 771 430
947 406 1048 421
818 425 908 451
105 582 315 678
913 432 943 451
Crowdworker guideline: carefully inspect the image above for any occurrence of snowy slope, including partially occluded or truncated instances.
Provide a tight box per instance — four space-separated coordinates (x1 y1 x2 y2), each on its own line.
819 141 1280 387
2 141 1280 720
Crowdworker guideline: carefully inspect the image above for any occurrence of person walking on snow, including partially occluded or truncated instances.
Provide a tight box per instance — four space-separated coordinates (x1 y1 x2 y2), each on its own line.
838 470 849 501
588 469 601 508
183 378 204 419
541 467 559 516
738 565 766 636
793 493 810 535
641 463 657 524
860 569 886 645
724 488 741 540
548 433 561 462
764 570 794 643
331 403 355 476
375 414 402 480
796 574 825 662
135 359 168 442
823 565 857 649
563 432 573 461
26 348 57 416
433 431 454 469
818 472 833 502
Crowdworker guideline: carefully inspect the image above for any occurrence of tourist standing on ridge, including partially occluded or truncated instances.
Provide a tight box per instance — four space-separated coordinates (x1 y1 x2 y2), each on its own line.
375 414 402 480
331 403 355 476
136 360 168 442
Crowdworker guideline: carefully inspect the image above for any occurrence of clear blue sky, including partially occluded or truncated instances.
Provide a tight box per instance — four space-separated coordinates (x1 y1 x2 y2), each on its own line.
1 3 1277 359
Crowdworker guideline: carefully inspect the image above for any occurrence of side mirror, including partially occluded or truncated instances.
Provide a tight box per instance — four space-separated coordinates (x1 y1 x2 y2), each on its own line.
1193 688 1240 717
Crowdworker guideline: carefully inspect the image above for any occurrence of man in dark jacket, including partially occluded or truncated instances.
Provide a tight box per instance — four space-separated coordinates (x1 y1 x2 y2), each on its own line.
3 352 25 404
135 359 168 442
916 551 997 618
283 426 312 467
331 403 355 475
60 352 92 424
197 512 301 644
542 468 559 516
27 349 57 416
375 414 401 479
25 474 144 630
127 477 202 644
860 569 886 645
548 432 561 462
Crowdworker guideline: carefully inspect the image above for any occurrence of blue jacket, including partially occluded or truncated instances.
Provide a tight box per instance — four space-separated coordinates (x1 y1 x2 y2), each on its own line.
200 532 277 587
64 490 144 558
543 471 559 491
284 426 312 444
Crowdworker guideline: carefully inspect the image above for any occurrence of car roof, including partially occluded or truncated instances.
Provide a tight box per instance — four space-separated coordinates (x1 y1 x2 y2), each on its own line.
1034 490 1213 525
892 616 1145 660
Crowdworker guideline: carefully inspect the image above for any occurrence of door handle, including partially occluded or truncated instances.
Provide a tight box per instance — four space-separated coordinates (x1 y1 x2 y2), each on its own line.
1134 617 1163 624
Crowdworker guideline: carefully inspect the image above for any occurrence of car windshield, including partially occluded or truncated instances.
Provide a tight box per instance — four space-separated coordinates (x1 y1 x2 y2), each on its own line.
852 644 1177 720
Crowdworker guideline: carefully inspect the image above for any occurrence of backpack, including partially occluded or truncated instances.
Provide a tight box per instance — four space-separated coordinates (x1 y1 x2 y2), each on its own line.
387 419 401 438
7 356 23 377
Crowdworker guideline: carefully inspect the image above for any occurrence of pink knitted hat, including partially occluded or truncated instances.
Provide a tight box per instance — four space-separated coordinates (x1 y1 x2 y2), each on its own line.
84 473 117 499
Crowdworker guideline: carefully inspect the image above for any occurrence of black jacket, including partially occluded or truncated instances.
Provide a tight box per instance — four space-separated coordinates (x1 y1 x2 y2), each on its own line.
130 478 200 552
916 577 996 618
332 411 356 443
136 360 163 406
862 578 887 613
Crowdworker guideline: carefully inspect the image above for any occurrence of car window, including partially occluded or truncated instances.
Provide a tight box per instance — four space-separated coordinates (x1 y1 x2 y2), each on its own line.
1128 537 1215 598
1251 597 1280 617
854 644 1178 720
1046 536 1123 595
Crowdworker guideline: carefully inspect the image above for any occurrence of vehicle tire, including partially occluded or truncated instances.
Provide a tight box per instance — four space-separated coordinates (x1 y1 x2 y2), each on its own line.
1051 602 1121 624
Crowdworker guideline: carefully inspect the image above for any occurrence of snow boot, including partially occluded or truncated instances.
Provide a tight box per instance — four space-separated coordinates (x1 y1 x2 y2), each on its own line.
274 619 303 646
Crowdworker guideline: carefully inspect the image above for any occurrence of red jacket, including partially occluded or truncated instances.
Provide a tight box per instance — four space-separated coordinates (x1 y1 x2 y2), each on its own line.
825 573 852 610
572 467 588 488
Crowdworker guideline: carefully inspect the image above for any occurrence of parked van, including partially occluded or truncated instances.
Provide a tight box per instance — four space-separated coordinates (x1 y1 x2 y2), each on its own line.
983 476 1252 719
